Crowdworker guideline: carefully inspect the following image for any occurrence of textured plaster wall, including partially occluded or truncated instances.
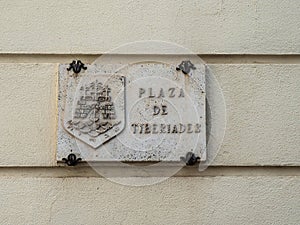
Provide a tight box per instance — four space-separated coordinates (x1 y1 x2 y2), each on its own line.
0 177 299 225
0 1 299 224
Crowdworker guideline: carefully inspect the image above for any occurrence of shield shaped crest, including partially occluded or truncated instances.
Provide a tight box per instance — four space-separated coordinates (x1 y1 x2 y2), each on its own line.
63 74 126 148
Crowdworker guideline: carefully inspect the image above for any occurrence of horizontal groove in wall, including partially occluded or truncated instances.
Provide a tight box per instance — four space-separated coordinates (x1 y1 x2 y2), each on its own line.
0 166 298 178
0 54 299 64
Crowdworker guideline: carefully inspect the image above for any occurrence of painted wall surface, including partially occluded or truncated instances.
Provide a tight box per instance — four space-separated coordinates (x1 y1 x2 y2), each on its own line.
0 1 299 224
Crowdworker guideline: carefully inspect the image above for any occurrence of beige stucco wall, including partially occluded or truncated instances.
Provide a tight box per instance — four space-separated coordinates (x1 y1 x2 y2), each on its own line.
0 1 299 224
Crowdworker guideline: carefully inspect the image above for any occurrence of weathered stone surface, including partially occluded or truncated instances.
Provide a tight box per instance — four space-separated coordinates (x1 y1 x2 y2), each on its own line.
57 62 206 162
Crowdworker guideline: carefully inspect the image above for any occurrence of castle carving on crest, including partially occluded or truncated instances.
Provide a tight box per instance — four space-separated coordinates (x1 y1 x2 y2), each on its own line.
66 80 120 138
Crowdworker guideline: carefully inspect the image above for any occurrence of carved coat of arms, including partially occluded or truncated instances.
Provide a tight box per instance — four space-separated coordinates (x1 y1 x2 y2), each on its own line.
63 74 125 148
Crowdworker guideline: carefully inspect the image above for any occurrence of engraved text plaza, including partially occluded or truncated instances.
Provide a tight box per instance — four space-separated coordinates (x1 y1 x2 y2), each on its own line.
131 88 202 134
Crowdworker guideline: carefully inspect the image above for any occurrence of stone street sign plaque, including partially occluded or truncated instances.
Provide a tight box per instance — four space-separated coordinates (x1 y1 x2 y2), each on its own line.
57 61 206 162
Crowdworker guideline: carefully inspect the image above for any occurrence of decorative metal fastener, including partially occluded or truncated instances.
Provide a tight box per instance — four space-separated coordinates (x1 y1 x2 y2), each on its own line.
180 152 200 166
62 153 82 166
67 60 87 74
176 60 196 75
